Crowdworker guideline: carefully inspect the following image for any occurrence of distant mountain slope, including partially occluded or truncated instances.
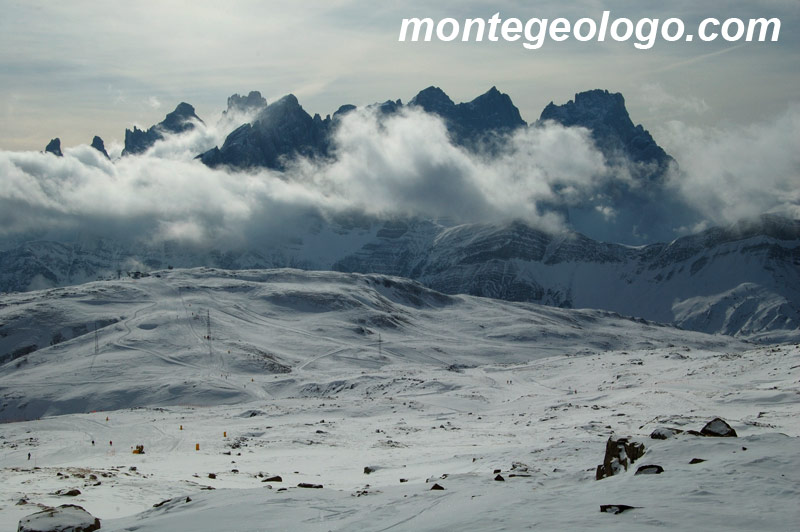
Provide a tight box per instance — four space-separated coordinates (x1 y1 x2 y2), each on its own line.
335 215 800 343
0 268 742 421
1 216 797 342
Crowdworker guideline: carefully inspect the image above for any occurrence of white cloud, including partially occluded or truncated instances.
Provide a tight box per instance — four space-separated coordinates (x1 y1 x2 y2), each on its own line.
2 101 797 253
638 83 709 116
659 104 800 225
0 107 619 248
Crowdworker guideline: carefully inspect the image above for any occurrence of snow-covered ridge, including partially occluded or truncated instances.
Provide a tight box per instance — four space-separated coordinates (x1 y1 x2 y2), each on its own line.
2 215 798 342
0 267 743 422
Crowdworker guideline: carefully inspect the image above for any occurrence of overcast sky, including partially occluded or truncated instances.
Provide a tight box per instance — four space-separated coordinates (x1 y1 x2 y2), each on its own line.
1 0 798 151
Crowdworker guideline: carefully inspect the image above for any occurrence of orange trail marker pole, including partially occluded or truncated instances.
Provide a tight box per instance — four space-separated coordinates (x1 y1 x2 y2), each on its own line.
196 443 200 451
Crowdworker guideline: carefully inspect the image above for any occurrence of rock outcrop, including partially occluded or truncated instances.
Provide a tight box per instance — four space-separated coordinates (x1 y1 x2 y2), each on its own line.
200 94 331 170
18 504 100 532
45 138 63 157
224 91 268 117
700 417 738 437
122 102 203 156
634 464 664 475
596 436 646 480
90 136 109 159
540 89 671 176
409 85 526 145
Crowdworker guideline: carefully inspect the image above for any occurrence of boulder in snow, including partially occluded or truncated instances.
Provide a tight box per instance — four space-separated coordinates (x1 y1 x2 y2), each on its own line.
18 504 100 532
600 504 638 514
650 427 683 439
635 464 664 475
700 418 737 437
596 436 645 480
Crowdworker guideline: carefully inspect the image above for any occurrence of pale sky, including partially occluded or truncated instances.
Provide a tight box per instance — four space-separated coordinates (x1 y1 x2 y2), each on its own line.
1 0 798 151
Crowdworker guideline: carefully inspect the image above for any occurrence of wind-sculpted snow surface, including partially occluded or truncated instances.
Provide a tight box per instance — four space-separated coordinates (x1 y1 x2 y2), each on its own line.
0 290 797 530
0 268 742 422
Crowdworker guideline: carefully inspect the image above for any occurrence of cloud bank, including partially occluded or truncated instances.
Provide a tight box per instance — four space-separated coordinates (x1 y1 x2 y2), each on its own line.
0 107 614 247
659 104 800 229
0 104 797 251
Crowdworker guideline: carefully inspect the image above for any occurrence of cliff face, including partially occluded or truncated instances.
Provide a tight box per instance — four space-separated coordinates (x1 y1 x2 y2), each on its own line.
122 102 203 156
540 89 672 177
200 94 332 170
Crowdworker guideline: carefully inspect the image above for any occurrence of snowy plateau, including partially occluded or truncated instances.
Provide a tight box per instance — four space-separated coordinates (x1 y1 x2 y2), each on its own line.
0 268 798 531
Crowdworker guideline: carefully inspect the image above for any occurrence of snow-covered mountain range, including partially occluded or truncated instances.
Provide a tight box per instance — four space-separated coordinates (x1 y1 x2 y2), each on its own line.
5 86 798 343
3 214 798 342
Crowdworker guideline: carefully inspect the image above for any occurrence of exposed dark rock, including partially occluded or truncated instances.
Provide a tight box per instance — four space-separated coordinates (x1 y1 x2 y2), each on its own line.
200 94 331 170
689 458 707 464
373 99 403 115
540 89 670 175
650 427 684 440
201 86 525 170
45 138 63 157
539 89 692 244
634 464 664 475
297 482 323 489
596 436 645 480
333 104 357 118
600 504 638 514
263 475 282 482
123 102 203 156
53 488 81 497
207 473 216 479
700 417 737 437
18 504 100 532
224 91 268 116
363 466 375 475
494 474 505 481
409 85 526 145
90 136 110 159
430 483 445 490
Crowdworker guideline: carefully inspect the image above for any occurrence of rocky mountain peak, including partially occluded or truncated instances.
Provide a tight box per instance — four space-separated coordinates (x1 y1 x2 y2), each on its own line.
44 138 63 157
122 102 203 156
539 89 669 170
200 93 331 170
226 91 267 115
161 102 203 133
91 136 110 159
409 86 456 114
333 104 357 118
459 86 526 130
